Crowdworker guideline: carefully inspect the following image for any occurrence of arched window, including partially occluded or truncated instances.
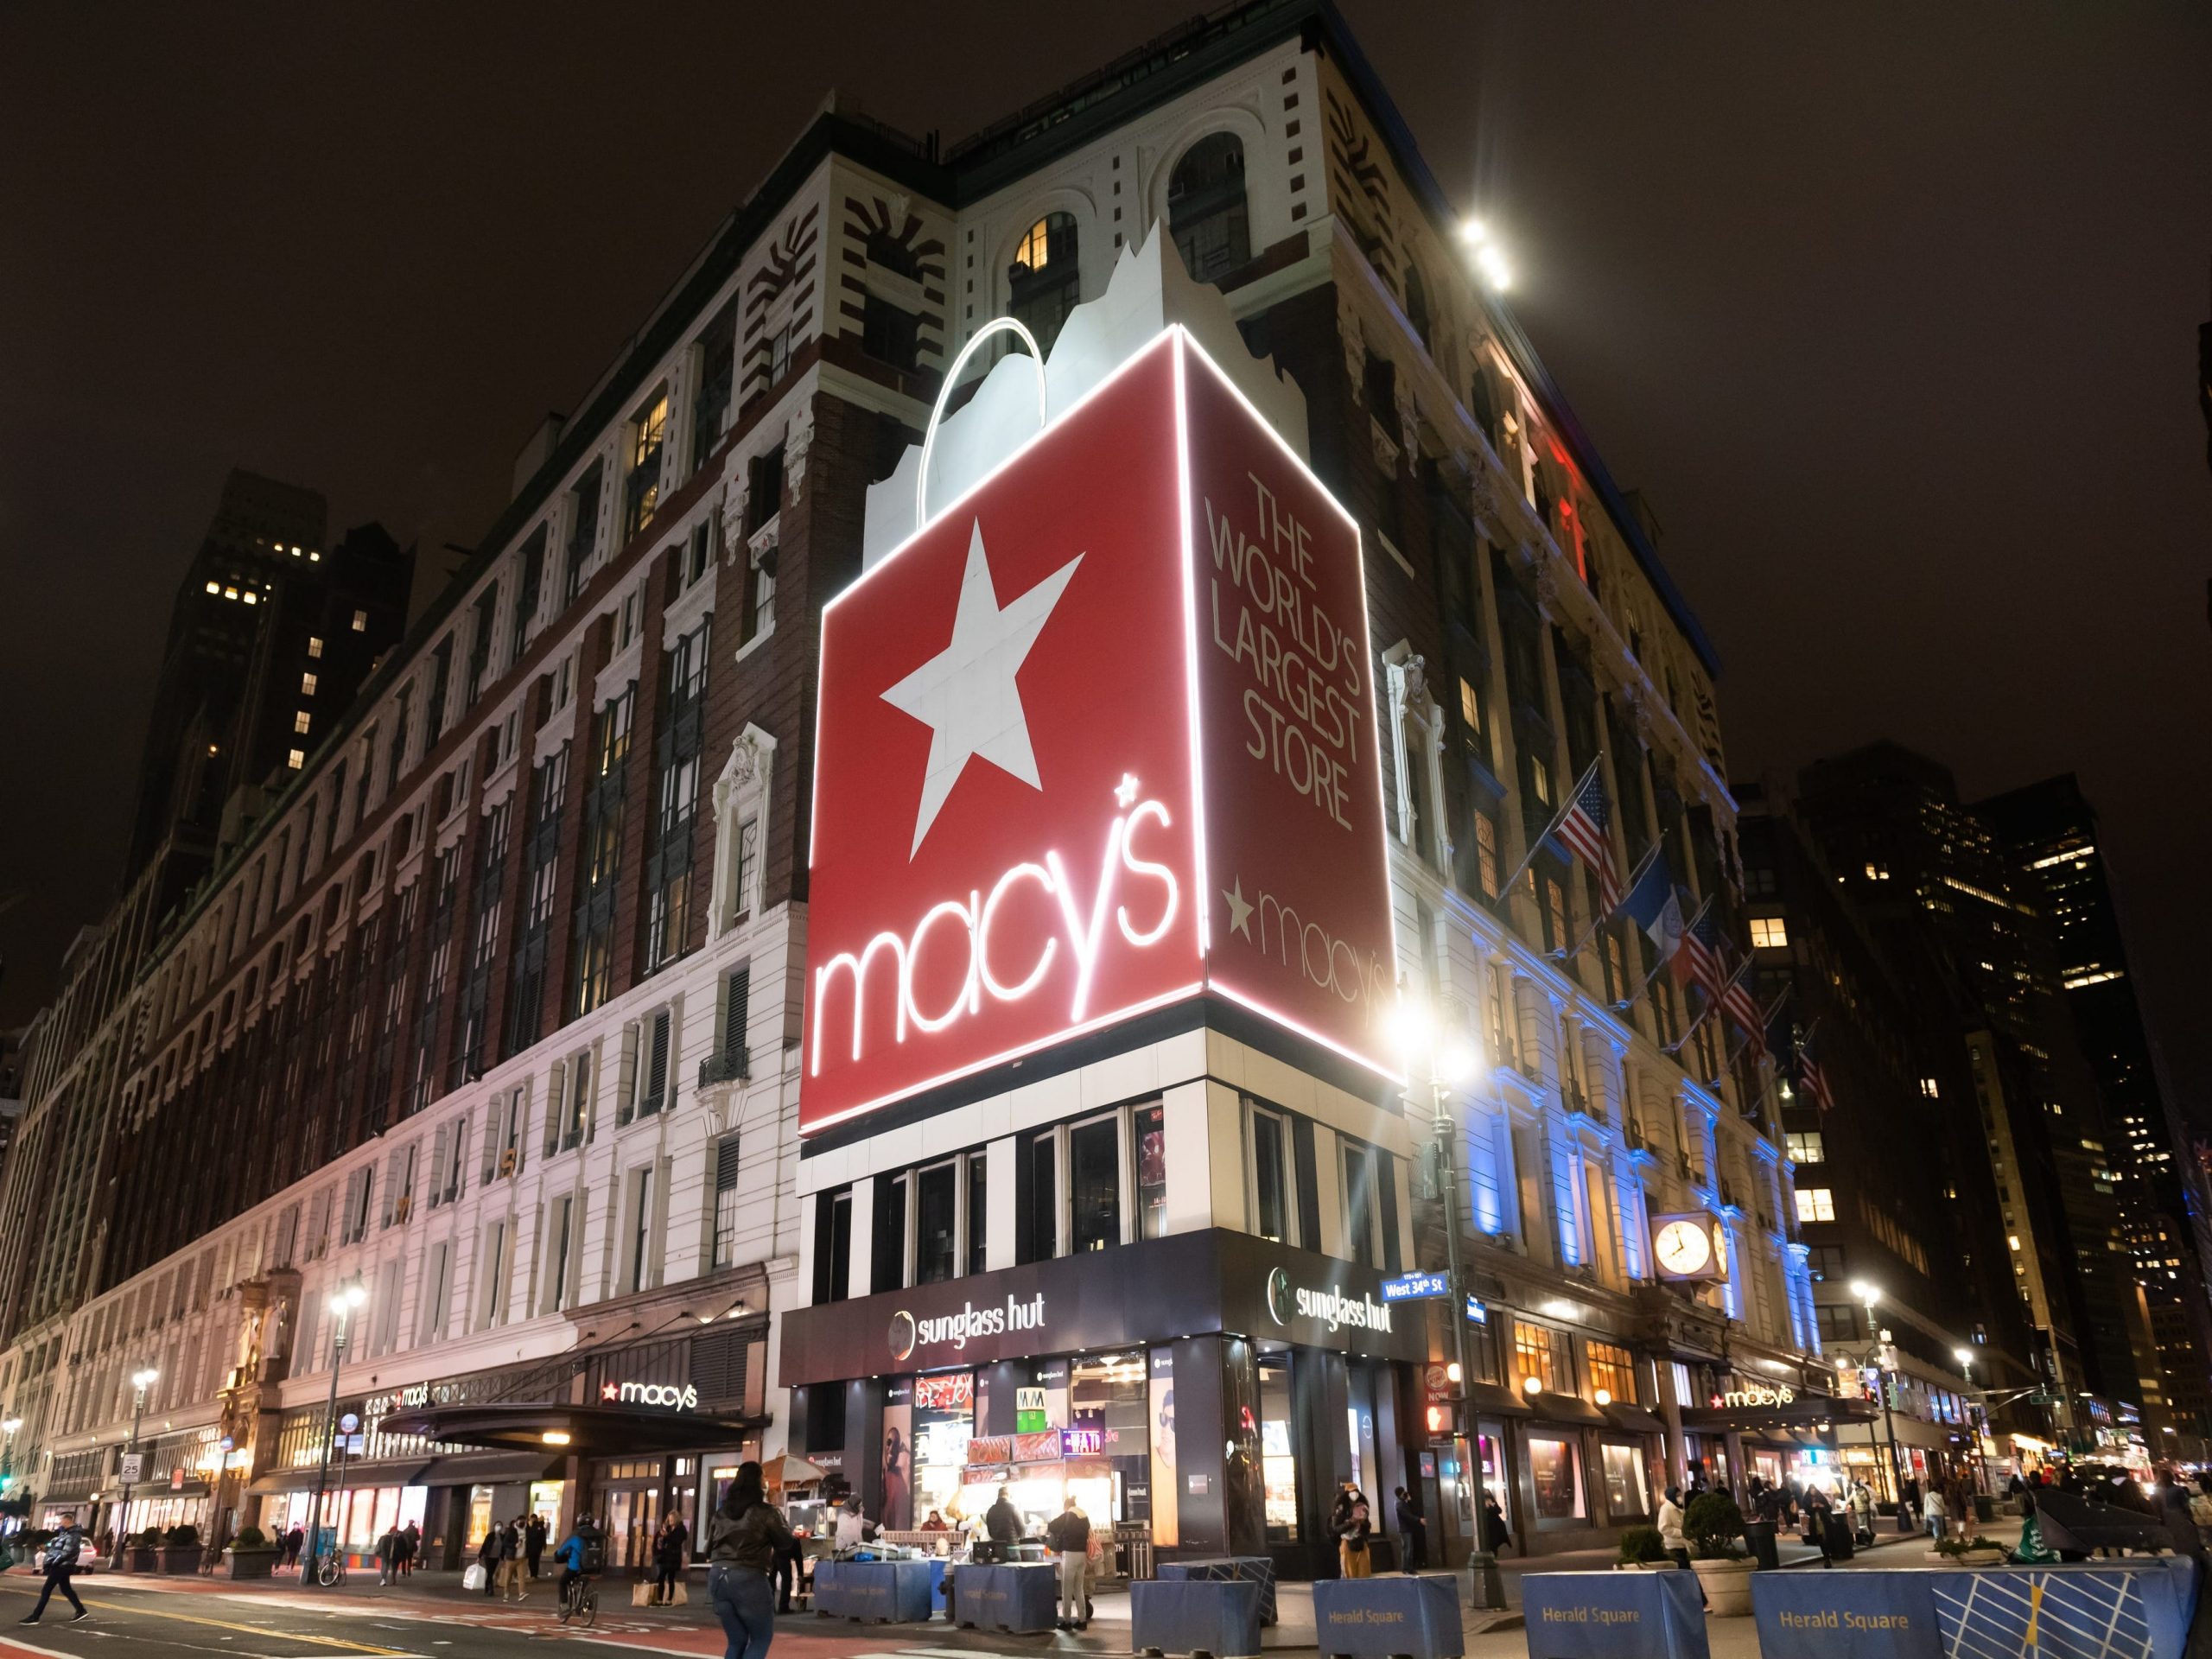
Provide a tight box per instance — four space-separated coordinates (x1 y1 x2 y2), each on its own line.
1403 263 1433 355
1007 212 1079 354
1168 133 1250 282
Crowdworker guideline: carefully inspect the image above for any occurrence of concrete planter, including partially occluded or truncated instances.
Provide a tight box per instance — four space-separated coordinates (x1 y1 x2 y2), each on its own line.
1618 1560 1681 1571
225 1547 278 1580
1690 1556 1755 1617
156 1544 204 1575
124 1545 160 1573
1924 1548 2008 1569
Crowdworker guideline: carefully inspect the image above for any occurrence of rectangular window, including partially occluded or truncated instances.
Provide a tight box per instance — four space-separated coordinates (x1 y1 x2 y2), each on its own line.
1528 1433 1586 1522
477 1219 510 1331
561 1049 594 1150
915 1161 957 1285
570 689 632 1019
1815 1302 1860 1343
691 304 737 474
872 1174 907 1294
1749 916 1789 949
1599 1443 1649 1518
288 748 305 770
1343 1137 1382 1268
546 1194 576 1314
1587 1341 1637 1404
625 389 668 538
512 524 546 652
711 1136 743 1271
1252 1106 1290 1244
627 1166 655 1294
1785 1131 1826 1165
565 462 602 600
294 710 312 734
638 1007 671 1116
1020 1131 1058 1264
1069 1115 1121 1253
308 635 324 658
420 1243 451 1343
967 1155 988 1275
353 608 368 632
813 1187 853 1303
302 671 318 696
645 622 709 970
861 294 920 372
1135 1103 1166 1241
1796 1186 1836 1224
1512 1319 1570 1394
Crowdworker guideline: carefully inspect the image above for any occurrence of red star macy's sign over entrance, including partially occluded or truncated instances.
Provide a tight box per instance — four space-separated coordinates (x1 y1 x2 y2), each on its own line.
802 328 1396 1135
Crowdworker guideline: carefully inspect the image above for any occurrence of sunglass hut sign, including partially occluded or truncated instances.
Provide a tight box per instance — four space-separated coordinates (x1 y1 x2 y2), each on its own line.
801 330 1398 1135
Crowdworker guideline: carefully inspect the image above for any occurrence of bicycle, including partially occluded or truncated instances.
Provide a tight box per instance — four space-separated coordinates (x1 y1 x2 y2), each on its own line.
558 1572 598 1627
316 1552 346 1587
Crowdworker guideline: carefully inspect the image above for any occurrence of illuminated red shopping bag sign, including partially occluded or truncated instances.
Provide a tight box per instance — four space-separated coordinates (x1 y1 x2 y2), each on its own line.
802 328 1396 1135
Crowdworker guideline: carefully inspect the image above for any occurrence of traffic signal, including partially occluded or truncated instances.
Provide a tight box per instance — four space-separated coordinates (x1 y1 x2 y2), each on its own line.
1426 1400 1460 1437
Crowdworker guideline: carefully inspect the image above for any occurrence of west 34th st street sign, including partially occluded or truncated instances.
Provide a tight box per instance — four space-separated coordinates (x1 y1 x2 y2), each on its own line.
801 327 1398 1135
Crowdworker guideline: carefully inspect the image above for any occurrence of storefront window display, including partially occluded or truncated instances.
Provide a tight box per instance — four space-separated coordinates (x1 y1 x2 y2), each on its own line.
1259 1355 1297 1540
1527 1433 1586 1523
1599 1443 1650 1518
910 1371 976 1528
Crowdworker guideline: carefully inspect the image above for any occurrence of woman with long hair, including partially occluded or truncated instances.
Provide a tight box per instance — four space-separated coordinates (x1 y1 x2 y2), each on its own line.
706 1462 792 1659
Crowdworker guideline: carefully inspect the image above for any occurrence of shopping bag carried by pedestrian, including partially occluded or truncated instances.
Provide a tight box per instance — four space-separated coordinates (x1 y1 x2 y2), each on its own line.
632 1581 656 1608
668 1580 689 1607
462 1563 487 1592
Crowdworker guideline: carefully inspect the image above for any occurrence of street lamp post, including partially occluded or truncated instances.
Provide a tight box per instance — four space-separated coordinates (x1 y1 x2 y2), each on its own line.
118 1368 159 1554
305 1282 365 1586
1851 1281 1908 1531
1955 1348 1991 1498
1395 996 1503 1611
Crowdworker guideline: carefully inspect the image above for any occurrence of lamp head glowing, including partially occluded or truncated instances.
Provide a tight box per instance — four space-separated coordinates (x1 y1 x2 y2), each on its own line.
1954 1348 1974 1370
1850 1280 1881 1311
131 1368 159 1389
1461 218 1489 245
1389 995 1433 1065
0 1417 18 1434
1521 1374 1542 1397
1438 1036 1482 1088
1594 1389 1612 1408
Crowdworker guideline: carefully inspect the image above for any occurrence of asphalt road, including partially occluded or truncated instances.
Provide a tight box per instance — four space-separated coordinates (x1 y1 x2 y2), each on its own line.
0 1573 656 1659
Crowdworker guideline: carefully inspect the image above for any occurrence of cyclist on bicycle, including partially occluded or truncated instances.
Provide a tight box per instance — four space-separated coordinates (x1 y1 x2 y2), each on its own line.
555 1513 605 1608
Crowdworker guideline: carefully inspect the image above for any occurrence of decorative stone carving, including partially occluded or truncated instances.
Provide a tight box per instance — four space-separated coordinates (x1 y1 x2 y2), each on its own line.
784 404 815 500
1370 415 1401 477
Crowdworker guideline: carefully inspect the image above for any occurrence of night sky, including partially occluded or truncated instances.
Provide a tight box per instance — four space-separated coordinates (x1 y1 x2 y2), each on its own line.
3 5 2207 1111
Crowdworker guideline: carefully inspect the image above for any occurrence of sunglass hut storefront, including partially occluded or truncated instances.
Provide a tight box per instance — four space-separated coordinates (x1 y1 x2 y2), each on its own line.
779 1228 1430 1580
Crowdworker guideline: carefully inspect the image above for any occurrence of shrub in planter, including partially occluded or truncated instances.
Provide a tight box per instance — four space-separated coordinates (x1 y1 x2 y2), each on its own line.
1684 1493 1754 1617
157 1525 205 1575
225 1528 277 1580
1618 1525 1671 1567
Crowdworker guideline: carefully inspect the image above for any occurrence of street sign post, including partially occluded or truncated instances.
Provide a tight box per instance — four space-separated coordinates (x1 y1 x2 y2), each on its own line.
1379 1271 1450 1303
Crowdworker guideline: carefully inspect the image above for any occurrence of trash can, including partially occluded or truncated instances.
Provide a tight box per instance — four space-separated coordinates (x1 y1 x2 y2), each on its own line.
1742 1520 1780 1572
1822 1512 1855 1561
1974 1495 1994 1524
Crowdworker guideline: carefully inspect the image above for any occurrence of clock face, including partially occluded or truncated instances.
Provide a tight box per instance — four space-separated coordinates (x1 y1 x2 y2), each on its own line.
1655 1220 1713 1275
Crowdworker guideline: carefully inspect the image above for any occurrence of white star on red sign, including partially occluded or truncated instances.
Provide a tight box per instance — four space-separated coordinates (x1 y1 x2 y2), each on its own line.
601 1382 618 1402
880 519 1082 858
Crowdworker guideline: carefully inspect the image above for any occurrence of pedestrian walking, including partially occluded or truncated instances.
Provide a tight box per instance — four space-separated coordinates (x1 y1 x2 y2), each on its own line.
478 1523 503 1597
501 1516 530 1600
1656 1488 1708 1608
707 1461 792 1659
19 1514 88 1625
377 1523 401 1586
526 1512 547 1579
1334 1496 1374 1579
400 1519 419 1577
1922 1483 1948 1543
1480 1495 1510 1558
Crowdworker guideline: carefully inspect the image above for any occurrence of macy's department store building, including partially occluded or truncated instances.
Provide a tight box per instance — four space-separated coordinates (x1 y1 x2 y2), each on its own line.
778 323 1446 1580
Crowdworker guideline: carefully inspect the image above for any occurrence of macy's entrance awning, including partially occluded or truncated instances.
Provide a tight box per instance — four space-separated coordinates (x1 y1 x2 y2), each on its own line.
383 1402 769 1459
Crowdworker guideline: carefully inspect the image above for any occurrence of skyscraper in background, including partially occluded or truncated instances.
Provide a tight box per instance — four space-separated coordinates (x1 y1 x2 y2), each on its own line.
1979 774 2212 1447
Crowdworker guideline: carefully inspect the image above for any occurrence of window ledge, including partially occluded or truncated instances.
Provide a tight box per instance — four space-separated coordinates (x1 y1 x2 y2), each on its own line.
734 625 776 665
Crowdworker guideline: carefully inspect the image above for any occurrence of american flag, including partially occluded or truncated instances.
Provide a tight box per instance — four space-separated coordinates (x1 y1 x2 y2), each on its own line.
1797 1043 1835 1114
1719 963 1764 1052
1556 766 1622 913
1675 906 1726 996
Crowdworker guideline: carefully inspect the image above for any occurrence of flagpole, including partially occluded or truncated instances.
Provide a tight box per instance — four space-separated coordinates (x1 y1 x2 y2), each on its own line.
1552 842 1661 963
1488 756 1604 910
1615 894 1710 1014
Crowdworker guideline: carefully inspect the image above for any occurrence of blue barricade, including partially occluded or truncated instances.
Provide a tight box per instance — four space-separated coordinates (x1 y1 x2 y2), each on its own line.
1930 1560 2196 1659
1518 1570 1707 1659
1134 1577 1264 1658
1313 1573 1465 1659
1160 1555 1279 1624
1751 1569 1941 1658
952 1560 1060 1632
810 1558 936 1623
1750 1561 2199 1659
